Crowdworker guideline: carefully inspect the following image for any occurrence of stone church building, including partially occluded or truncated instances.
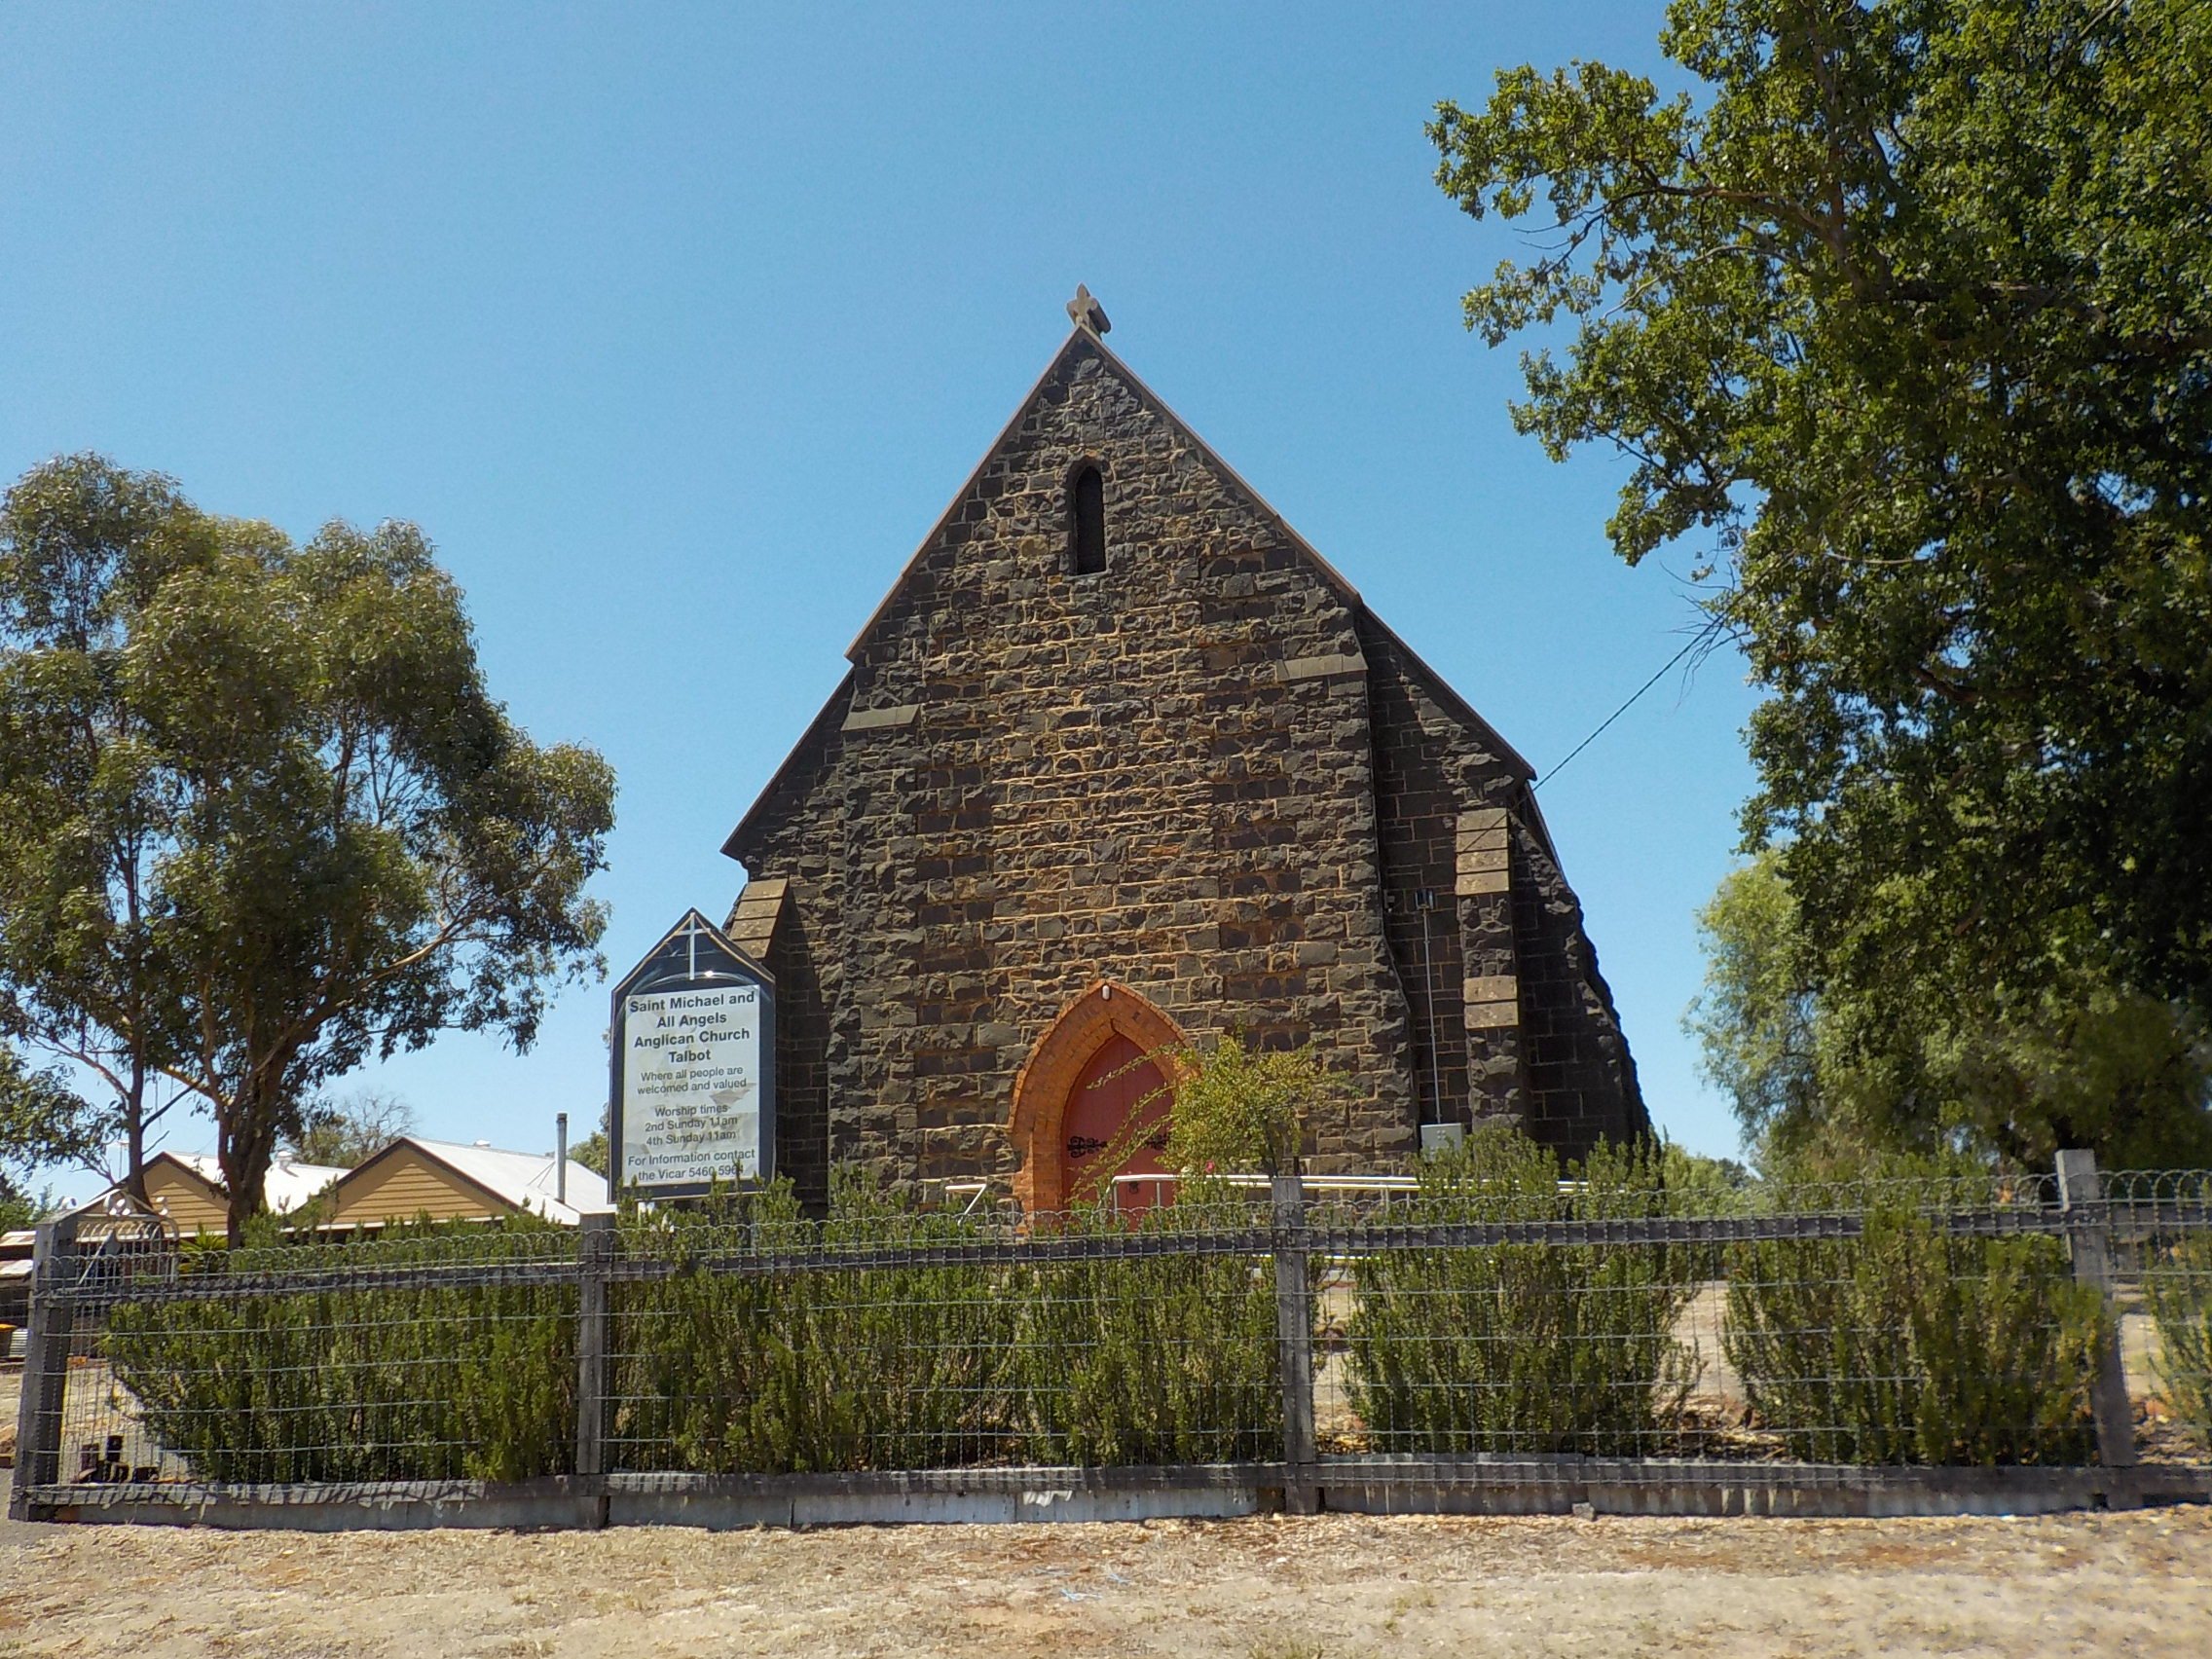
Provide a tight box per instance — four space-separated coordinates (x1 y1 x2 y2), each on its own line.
722 292 1646 1214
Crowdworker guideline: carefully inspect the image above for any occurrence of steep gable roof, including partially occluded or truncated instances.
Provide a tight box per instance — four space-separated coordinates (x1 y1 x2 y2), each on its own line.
721 667 853 860
841 323 1365 660
723 318 1538 862
1354 609 1536 784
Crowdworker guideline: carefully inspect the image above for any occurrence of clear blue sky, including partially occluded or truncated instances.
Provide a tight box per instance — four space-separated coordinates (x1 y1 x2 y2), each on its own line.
1 2 1760 1190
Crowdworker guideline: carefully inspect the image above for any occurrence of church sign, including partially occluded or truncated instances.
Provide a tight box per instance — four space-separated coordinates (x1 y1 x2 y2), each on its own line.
609 909 776 1196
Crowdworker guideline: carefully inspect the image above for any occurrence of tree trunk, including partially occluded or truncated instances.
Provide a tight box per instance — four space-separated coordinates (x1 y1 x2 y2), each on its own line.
122 1054 148 1204
219 1043 308 1246
219 1107 278 1250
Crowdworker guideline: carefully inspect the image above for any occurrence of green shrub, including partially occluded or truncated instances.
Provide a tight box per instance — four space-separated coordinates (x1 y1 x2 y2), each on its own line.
610 1176 1282 1471
95 1160 2155 1478
1344 1129 1697 1456
609 1175 1021 1472
105 1218 575 1484
1156 1036 1332 1178
104 1177 1288 1482
2144 1232 2212 1450
1723 1200 2107 1464
1008 1193 1282 1465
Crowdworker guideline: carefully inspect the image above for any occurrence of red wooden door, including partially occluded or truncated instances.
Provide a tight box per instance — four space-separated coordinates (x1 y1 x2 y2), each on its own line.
1060 1034 1173 1211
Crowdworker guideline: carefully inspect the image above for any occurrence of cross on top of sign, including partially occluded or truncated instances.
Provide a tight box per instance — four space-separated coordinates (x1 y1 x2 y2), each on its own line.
612 907 771 1005
671 910 719 981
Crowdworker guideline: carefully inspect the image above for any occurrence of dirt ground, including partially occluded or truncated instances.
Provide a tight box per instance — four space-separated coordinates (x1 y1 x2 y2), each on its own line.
2 1507 2209 1659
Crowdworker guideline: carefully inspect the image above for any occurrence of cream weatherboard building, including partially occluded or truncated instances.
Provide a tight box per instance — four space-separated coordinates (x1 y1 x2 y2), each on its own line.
70 1152 346 1237
321 1137 608 1228
69 1136 608 1235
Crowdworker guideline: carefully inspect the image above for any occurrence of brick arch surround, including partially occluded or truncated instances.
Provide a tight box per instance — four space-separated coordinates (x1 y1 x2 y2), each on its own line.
1009 981 1188 1216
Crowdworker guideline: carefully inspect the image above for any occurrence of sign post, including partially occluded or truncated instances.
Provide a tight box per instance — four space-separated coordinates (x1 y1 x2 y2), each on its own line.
609 909 776 1198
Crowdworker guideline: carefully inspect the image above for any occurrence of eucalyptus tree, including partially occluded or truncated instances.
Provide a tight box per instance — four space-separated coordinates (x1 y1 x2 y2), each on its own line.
1 457 616 1240
1 1047 108 1226
283 1088 418 1170
1433 1 2212 1082
0 458 206 1199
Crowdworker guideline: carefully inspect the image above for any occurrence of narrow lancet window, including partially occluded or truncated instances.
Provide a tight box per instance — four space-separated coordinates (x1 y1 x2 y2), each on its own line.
1071 464 1106 574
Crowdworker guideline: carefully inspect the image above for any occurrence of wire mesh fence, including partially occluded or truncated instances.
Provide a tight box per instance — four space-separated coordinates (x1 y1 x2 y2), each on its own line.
1305 1153 2152 1469
604 1186 1286 1474
11 1157 2212 1523
54 1221 583 1488
2113 1168 2212 1461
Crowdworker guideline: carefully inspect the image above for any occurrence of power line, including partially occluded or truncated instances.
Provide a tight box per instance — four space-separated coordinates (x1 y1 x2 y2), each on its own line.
1534 628 1713 792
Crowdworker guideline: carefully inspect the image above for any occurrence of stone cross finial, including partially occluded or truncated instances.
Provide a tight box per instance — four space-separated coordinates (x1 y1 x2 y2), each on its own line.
1066 284 1111 335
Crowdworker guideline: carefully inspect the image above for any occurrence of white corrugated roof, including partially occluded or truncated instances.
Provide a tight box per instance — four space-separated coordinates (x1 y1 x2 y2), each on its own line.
70 1153 346 1221
399 1137 610 1224
164 1153 347 1214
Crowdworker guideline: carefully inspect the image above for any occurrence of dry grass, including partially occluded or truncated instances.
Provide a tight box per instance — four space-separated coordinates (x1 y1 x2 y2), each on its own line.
4 1506 2210 1657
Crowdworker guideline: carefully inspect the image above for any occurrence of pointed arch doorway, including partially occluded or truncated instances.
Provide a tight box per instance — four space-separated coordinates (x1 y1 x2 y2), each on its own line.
1009 981 1187 1216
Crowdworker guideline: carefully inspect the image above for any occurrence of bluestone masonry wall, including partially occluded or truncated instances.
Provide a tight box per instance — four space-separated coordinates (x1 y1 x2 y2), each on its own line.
726 325 1645 1209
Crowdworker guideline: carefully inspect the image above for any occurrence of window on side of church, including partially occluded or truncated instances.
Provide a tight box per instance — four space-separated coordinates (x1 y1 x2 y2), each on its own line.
1070 464 1106 574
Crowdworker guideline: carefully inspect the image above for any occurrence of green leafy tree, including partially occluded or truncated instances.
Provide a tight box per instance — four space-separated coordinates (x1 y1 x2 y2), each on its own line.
568 1104 610 1178
0 1185 36 1233
1160 1035 1329 1178
0 1048 109 1178
283 1088 417 1169
1434 2 2212 1070
1688 857 2212 1167
0 456 617 1242
1684 853 1823 1157
0 459 205 1198
1 1049 106 1227
1086 1034 1342 1192
1825 962 2212 1169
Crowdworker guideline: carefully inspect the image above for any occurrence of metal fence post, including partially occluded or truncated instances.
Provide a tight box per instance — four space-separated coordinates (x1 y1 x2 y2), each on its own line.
2055 1149 2137 1474
1270 1170 1317 1515
9 1215 80 1522
574 1210 612 1518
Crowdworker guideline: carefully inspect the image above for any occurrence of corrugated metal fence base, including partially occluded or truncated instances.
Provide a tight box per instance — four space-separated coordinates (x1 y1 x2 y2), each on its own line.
20 1475 606 1532
22 1459 2211 1530
19 1466 1282 1531
1316 1456 2212 1518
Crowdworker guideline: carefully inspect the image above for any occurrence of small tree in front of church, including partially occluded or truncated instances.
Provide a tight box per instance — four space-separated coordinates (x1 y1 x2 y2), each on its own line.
1018 1033 1322 1463
1083 1033 1339 1195
1162 1035 1332 1179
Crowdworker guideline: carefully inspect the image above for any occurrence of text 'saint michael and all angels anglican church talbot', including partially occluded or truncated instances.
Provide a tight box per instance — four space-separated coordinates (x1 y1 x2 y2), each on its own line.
617 289 1646 1212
